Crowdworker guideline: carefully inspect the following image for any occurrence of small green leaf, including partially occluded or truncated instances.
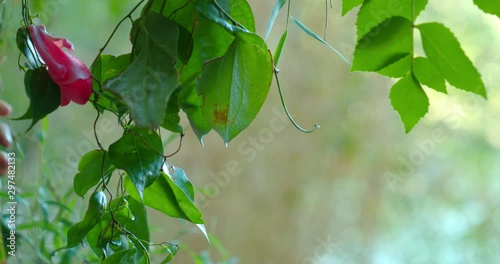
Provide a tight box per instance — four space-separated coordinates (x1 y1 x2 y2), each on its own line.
413 57 447 93
73 150 114 198
290 17 350 64
273 30 288 67
13 68 61 132
66 191 106 248
126 172 204 224
265 0 286 40
351 17 412 72
389 73 429 133
473 0 500 18
197 31 273 143
165 164 195 201
108 128 164 199
418 22 487 98
356 0 428 40
105 12 179 129
160 243 179 263
342 0 364 15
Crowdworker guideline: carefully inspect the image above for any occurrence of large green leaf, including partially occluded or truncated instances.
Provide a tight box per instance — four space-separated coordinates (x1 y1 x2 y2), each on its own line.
351 17 412 73
473 0 500 19
105 12 179 129
73 150 114 198
389 73 429 132
356 0 428 40
126 172 204 224
66 191 106 248
108 128 164 199
197 31 273 143
14 68 61 132
418 22 487 98
413 57 447 93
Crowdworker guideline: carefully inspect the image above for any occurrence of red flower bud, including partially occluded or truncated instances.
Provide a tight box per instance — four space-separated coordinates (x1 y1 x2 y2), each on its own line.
28 25 92 106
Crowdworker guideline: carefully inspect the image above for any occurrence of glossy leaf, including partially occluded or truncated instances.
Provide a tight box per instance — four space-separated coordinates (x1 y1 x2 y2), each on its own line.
356 0 428 40
352 17 412 72
290 17 350 63
265 0 286 40
66 191 106 248
108 128 164 199
105 12 179 129
413 57 447 93
125 196 150 242
418 22 487 98
73 150 114 198
473 0 500 18
126 172 204 224
101 249 138 264
14 68 61 132
390 73 429 132
342 0 364 15
197 31 273 143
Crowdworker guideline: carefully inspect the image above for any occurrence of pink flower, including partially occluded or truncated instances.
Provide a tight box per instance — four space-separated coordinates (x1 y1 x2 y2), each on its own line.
28 25 92 106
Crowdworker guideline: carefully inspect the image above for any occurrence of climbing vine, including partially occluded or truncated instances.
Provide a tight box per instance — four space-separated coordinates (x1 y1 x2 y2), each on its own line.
4 0 499 262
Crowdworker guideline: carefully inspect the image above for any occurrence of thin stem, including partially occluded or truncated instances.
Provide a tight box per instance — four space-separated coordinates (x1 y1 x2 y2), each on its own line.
91 0 145 68
324 0 328 41
274 70 320 133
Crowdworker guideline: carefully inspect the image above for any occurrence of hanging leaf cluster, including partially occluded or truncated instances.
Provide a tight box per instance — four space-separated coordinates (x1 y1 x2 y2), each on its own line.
343 0 492 132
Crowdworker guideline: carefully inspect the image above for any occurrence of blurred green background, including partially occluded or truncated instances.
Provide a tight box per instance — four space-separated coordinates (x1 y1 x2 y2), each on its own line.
1 0 500 263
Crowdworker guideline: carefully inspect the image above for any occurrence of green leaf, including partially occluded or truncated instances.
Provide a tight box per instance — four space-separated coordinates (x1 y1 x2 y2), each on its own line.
356 0 428 40
342 0 364 15
352 17 411 72
108 128 164 199
105 12 179 129
13 68 61 132
126 172 204 224
196 0 255 34
389 73 429 132
290 17 350 64
473 0 500 18
164 164 195 201
101 249 138 264
160 243 179 263
273 30 288 67
179 85 212 143
66 191 106 248
197 31 273 143
265 0 286 40
125 196 150 242
418 22 487 98
161 87 183 133
377 54 411 78
413 57 447 93
73 150 114 198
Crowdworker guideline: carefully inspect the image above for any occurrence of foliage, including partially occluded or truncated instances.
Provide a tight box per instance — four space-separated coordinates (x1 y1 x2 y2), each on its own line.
2 0 499 262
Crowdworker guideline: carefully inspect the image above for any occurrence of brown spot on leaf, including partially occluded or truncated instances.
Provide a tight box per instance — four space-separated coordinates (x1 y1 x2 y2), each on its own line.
213 109 228 125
